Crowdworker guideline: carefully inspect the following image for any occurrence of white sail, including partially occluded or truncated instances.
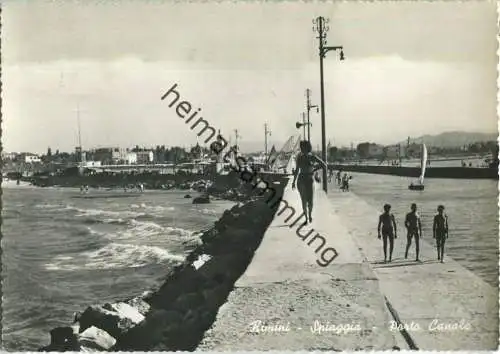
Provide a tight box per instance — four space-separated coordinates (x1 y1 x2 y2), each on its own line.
419 144 428 184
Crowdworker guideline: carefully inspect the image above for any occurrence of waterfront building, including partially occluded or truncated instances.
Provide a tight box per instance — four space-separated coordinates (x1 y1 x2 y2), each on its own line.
356 142 384 159
384 144 407 159
126 152 138 164
2 152 18 161
91 148 114 164
136 151 154 164
111 148 129 164
367 144 384 158
23 153 42 163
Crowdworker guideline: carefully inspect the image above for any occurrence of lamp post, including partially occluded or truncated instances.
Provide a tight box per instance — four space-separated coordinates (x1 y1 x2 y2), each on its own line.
264 123 271 159
234 129 240 153
296 112 311 142
305 88 318 144
313 16 345 193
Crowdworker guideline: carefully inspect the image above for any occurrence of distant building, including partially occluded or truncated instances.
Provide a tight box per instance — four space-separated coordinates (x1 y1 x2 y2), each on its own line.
357 142 384 159
368 144 384 158
2 152 17 161
126 152 137 164
92 148 114 164
384 144 405 159
23 153 41 163
111 148 128 164
136 151 154 164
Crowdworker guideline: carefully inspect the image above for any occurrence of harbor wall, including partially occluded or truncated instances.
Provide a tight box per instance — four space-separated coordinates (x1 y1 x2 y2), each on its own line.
38 178 287 351
331 164 498 179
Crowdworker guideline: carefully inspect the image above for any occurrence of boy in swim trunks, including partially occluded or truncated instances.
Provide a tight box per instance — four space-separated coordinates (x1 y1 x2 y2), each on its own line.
405 203 422 262
433 205 449 263
378 204 397 263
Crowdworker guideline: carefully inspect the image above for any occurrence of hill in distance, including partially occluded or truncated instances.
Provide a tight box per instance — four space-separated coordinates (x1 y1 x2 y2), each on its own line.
396 131 498 148
238 131 498 153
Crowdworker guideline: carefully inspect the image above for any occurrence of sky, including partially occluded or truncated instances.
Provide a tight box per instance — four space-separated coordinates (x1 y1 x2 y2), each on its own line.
2 0 498 154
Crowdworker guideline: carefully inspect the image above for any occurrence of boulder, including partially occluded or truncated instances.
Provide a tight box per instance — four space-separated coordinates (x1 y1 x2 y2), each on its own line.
172 291 205 313
147 265 206 308
78 326 116 351
104 302 145 324
200 228 220 244
191 254 212 270
114 309 183 350
39 326 80 352
192 195 210 204
78 303 141 339
125 297 151 316
201 286 231 310
196 254 241 282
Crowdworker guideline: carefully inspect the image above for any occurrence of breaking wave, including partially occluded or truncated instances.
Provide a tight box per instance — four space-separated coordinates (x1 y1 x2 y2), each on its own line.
45 243 184 271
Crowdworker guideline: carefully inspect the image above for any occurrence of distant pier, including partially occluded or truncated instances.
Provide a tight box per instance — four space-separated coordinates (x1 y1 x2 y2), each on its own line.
330 164 498 179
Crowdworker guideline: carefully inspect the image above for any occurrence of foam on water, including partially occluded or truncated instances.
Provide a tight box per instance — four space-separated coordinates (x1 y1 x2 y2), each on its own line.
92 218 194 240
74 207 146 219
45 243 184 271
130 202 175 212
192 208 218 215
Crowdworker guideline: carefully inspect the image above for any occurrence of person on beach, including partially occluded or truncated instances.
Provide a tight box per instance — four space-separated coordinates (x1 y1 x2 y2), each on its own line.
328 167 334 183
404 203 422 262
433 205 449 263
378 204 397 263
292 140 325 224
341 173 350 191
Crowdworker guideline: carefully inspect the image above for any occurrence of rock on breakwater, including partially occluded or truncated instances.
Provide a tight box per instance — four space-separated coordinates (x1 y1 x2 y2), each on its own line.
38 180 286 351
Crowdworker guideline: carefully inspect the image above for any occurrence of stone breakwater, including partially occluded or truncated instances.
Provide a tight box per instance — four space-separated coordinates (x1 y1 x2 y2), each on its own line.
38 182 285 352
27 171 243 190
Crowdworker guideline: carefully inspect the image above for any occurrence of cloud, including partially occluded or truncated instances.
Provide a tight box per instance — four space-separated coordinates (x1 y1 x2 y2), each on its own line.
2 54 496 153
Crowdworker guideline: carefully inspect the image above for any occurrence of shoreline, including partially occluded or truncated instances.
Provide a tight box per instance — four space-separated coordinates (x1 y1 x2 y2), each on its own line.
37 177 287 351
12 171 287 203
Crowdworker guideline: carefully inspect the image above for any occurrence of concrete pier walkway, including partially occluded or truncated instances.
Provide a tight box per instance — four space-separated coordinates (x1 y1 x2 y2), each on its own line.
200 175 497 351
327 185 498 350
199 180 399 351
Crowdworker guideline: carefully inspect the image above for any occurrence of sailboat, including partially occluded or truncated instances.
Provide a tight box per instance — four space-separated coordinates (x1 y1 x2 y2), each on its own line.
408 143 427 191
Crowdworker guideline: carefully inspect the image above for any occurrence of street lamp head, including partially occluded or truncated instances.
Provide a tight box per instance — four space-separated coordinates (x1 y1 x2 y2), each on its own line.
339 49 345 61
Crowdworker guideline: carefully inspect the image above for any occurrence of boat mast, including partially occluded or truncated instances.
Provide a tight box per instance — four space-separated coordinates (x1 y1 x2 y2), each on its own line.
76 104 85 173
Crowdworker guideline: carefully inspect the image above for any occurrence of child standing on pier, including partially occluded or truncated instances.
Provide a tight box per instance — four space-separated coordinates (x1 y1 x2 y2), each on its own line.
378 204 397 263
433 205 449 263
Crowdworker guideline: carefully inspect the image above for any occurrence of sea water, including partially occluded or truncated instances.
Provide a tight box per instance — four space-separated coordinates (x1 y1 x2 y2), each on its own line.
330 172 498 287
2 185 235 351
